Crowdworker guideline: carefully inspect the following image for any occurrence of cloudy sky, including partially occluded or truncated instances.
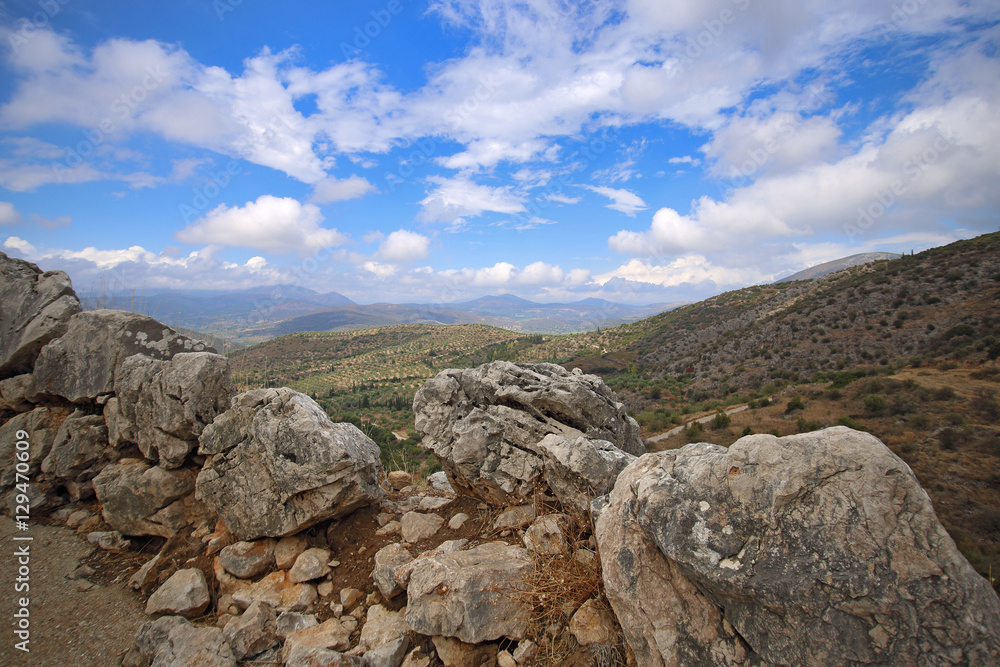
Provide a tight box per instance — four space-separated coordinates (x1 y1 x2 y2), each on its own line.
1 0 998 305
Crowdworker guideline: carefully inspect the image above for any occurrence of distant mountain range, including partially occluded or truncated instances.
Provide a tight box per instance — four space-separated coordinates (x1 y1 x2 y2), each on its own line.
776 252 902 283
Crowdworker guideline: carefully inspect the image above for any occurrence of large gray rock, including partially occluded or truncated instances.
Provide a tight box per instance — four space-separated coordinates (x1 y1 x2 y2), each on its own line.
373 543 413 599
405 541 532 644
196 388 385 541
30 309 214 403
40 412 112 488
0 251 81 379
146 568 211 618
93 461 200 538
0 406 67 489
125 615 236 667
223 599 279 660
596 427 1000 666
105 352 234 469
413 362 643 505
536 434 636 516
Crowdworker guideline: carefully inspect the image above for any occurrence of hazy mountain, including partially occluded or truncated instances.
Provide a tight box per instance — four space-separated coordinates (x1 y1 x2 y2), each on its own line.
776 252 902 283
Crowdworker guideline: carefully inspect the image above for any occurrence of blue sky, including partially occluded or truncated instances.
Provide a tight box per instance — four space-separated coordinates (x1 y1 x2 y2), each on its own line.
1 0 998 305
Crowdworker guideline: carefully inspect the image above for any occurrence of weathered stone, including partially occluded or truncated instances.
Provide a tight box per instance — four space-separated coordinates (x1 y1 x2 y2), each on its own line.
223 599 279 660
31 310 213 403
146 568 211 618
360 604 410 651
0 251 81 379
401 511 445 543
340 587 364 609
0 405 67 489
428 471 454 494
406 541 532 644
431 636 498 667
87 530 131 552
512 639 538 664
276 611 319 639
418 496 452 512
523 513 571 556
366 636 411 667
492 505 535 531
596 427 1000 666
318 581 335 597
373 543 413 599
393 539 468 592
230 570 319 613
196 388 385 540
448 513 469 530
275 535 310 569
0 373 37 411
569 599 618 646
220 539 276 579
290 547 334 583
284 645 364 667
400 648 432 667
497 650 517 667
41 412 111 488
413 362 644 505
283 619 352 662
388 470 412 490
127 615 237 667
536 434 636 516
105 352 234 468
93 461 198 538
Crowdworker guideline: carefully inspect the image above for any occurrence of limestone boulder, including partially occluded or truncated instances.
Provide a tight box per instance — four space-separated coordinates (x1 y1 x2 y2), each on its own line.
30 309 214 403
105 352 234 468
359 604 410 651
93 461 200 538
0 374 38 412
125 615 236 667
222 600 279 660
373 543 413 599
536 434 636 515
219 539 276 579
146 568 211 618
596 427 1000 666
40 412 112 494
413 362 643 505
0 406 67 489
405 541 532 644
196 388 385 540
0 251 81 379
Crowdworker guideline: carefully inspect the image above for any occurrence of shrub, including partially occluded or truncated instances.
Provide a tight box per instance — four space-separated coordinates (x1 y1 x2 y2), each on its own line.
785 397 805 414
685 420 704 441
934 387 957 401
863 394 887 415
741 426 754 436
836 415 863 429
938 427 963 450
971 389 1000 421
711 411 731 430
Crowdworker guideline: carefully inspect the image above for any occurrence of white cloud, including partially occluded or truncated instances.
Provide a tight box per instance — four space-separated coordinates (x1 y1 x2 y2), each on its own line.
377 229 431 262
0 202 22 226
362 260 399 278
418 175 526 225
176 195 347 255
3 236 36 256
669 155 700 166
545 193 581 205
310 175 376 203
581 185 648 216
595 255 770 288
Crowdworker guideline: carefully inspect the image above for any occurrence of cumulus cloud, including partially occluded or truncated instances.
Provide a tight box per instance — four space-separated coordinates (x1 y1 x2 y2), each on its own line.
594 255 771 288
0 202 22 226
177 195 347 255
418 175 526 225
377 229 431 262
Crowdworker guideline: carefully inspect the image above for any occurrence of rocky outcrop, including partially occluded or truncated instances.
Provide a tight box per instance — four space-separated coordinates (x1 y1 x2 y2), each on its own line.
413 362 643 505
30 309 215 403
105 352 234 469
536 434 636 516
405 541 532 644
196 388 385 541
596 427 1000 666
0 252 81 378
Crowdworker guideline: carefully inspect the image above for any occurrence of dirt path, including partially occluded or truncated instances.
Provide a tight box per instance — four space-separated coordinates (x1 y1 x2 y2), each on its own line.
646 404 751 444
0 516 145 667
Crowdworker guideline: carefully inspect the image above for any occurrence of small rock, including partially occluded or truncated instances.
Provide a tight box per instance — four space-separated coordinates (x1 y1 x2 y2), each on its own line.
340 616 359 634
73 579 95 592
401 511 445 543
75 515 102 535
67 563 95 580
219 539 276 579
574 548 599 570
216 614 233 629
569 598 618 646
376 520 401 536
512 639 538 664
427 471 454 494
523 514 571 555
282 619 351 662
223 599 279 660
318 581 335 597
274 535 309 570
376 512 396 526
329 603 344 617
373 543 413 599
492 505 535 531
497 649 517 667
66 509 90 529
360 604 409 651
401 647 432 667
388 470 412 490
418 496 451 512
87 530 131 552
276 611 319 639
146 568 211 618
289 547 333 583
431 636 498 667
448 513 469 530
340 587 364 609
231 571 318 613
365 637 410 667
284 645 364 666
